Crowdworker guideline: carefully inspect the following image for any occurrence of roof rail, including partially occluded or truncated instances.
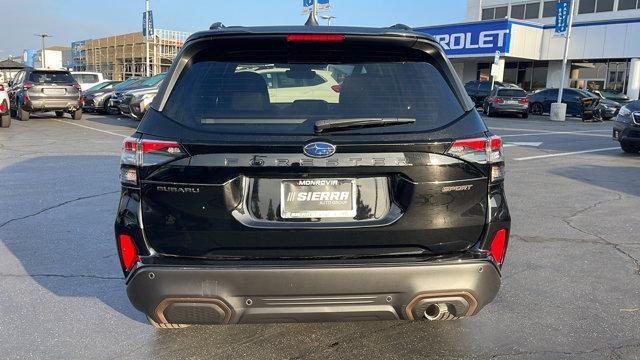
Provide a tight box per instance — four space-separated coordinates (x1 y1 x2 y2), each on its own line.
210 22 226 30
387 24 412 31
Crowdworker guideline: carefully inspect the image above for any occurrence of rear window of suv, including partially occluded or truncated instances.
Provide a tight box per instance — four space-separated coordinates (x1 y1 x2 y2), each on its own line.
162 61 466 135
29 71 75 84
497 89 527 97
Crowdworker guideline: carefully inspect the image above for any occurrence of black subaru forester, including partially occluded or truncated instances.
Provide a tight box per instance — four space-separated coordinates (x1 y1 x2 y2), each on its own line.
115 25 511 328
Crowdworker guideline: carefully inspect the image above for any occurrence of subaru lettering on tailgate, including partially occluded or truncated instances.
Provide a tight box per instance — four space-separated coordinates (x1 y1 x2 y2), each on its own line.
415 20 511 56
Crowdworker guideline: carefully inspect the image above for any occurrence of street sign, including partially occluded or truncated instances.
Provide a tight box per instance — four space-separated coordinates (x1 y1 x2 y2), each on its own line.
303 0 330 13
555 1 570 35
142 10 154 40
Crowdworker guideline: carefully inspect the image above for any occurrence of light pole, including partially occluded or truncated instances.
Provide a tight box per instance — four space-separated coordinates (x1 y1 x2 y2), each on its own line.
552 0 575 121
34 33 52 68
321 15 336 26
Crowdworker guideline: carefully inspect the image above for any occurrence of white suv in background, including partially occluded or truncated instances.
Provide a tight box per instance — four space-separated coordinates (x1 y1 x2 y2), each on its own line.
71 72 109 91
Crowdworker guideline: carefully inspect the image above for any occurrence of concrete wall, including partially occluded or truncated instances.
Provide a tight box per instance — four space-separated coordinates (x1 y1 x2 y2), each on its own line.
540 19 640 60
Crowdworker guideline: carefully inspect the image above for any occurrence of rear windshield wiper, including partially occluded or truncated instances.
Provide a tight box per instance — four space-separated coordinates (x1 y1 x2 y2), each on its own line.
314 117 416 133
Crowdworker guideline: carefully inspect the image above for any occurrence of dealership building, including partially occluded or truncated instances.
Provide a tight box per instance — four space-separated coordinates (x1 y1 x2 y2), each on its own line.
415 0 640 100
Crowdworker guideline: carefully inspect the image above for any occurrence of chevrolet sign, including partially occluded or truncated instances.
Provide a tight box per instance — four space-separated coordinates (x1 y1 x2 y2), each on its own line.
415 20 512 57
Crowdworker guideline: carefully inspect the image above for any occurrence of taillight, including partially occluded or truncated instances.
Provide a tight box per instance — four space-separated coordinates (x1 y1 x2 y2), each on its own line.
490 97 504 104
22 81 34 90
489 229 508 265
120 137 184 185
22 94 29 104
331 84 341 93
0 84 4 91
0 102 5 113
287 34 345 42
447 135 505 182
117 234 139 272
519 98 529 104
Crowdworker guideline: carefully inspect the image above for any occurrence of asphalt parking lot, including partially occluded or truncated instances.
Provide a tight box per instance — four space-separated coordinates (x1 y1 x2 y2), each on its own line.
0 112 638 360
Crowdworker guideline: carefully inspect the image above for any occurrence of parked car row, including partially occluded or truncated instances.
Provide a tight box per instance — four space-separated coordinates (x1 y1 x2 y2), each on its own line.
82 73 166 120
465 80 629 121
613 100 640 154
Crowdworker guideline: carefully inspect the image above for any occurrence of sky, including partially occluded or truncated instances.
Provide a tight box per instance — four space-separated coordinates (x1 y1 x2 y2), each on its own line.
1 0 466 57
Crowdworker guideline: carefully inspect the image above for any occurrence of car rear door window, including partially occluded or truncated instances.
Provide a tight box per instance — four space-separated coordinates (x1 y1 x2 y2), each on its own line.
29 71 75 84
497 89 527 97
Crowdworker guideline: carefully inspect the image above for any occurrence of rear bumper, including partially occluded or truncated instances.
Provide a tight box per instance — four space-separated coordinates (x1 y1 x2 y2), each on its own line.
126 260 501 325
25 98 81 112
492 104 528 112
613 122 640 144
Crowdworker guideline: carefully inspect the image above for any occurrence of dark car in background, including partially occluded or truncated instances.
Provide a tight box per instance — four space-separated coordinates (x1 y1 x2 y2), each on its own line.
112 73 166 116
465 80 518 108
8 68 83 121
115 26 510 328
82 80 122 112
595 90 632 105
528 88 600 121
482 87 529 118
613 101 640 153
586 90 622 120
117 73 166 117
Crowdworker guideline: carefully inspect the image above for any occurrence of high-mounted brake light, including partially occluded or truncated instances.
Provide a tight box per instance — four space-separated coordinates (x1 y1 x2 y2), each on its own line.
117 234 140 272
489 229 508 265
287 34 345 42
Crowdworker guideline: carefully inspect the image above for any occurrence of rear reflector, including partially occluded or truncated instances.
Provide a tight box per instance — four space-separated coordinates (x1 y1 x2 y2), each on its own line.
287 34 345 42
118 234 139 271
489 229 507 265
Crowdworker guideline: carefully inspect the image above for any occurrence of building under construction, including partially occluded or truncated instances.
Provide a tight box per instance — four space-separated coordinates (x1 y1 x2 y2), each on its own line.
72 29 190 80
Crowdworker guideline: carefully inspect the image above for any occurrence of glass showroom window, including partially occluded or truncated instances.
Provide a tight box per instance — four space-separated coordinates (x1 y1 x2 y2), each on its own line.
482 6 508 20
542 1 557 17
618 0 639 10
579 0 614 13
511 2 540 19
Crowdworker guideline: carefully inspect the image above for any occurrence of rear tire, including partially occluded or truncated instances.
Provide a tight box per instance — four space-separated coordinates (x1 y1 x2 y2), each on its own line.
55 110 64 118
487 106 495 117
621 142 640 154
19 108 30 121
521 112 529 119
0 114 10 128
10 107 17 118
72 109 83 120
146 315 190 329
530 103 543 115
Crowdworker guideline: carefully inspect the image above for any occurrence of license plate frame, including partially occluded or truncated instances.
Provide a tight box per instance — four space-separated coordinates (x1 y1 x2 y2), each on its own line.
280 179 357 219
43 88 66 96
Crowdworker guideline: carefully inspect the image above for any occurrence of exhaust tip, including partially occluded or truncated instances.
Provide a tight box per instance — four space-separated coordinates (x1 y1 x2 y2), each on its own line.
423 303 454 321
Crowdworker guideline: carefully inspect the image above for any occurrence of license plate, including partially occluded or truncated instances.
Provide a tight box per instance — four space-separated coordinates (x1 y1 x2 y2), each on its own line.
505 100 518 105
281 179 356 219
43 88 66 95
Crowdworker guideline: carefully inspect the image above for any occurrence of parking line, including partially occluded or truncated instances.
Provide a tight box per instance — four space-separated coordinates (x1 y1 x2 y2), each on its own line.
500 131 612 138
514 147 620 161
54 120 128 138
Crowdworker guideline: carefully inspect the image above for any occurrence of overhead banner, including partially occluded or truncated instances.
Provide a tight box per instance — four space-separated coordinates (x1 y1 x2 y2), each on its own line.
415 21 511 57
303 0 330 14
